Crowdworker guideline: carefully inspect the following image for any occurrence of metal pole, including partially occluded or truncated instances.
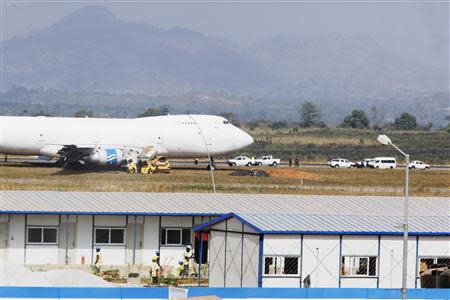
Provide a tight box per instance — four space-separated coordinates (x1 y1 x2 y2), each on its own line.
401 154 409 300
189 115 216 193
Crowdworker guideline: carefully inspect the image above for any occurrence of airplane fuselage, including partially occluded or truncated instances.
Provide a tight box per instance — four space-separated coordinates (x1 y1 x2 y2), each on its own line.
0 115 254 159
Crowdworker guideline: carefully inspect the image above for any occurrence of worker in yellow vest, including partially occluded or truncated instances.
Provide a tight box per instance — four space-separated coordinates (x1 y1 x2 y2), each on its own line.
172 260 184 279
150 255 161 286
182 245 193 277
93 248 102 275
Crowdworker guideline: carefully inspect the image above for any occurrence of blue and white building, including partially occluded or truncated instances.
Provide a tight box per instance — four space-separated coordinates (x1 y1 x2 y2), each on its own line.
0 191 448 289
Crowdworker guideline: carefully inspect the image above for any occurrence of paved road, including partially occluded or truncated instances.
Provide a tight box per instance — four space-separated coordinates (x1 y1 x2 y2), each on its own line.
1 156 449 170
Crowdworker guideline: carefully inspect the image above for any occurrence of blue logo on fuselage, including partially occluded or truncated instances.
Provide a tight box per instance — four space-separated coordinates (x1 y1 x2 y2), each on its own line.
105 149 117 166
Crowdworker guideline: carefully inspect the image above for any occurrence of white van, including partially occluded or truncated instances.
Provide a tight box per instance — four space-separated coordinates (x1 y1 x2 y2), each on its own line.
371 157 397 169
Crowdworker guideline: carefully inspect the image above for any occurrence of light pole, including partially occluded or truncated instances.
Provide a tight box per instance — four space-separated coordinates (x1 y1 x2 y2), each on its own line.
377 135 409 300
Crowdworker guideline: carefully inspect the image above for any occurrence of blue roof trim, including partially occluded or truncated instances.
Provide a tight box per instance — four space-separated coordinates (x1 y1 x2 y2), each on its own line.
192 213 263 233
0 210 223 217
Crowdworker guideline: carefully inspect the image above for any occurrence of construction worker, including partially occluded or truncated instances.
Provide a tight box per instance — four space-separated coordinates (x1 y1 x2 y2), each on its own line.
172 261 184 279
155 250 161 267
93 248 102 275
150 255 161 286
183 245 193 277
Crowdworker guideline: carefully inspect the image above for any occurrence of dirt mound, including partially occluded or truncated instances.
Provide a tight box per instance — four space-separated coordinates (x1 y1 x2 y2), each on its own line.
266 168 320 180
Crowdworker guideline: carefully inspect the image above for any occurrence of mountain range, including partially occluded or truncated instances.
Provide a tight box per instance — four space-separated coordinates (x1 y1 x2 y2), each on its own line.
2 6 448 125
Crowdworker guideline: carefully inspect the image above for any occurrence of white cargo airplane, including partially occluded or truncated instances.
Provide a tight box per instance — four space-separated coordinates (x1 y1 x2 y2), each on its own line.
0 115 254 169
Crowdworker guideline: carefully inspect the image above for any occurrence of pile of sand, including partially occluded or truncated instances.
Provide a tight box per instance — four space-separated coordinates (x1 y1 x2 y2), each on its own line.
1 262 114 287
265 168 320 180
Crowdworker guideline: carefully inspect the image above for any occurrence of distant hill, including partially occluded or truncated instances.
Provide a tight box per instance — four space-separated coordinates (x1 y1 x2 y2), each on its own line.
1 6 449 126
3 6 277 96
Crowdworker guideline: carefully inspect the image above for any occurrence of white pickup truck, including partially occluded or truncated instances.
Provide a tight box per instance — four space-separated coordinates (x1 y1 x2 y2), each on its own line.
228 156 255 167
254 155 280 167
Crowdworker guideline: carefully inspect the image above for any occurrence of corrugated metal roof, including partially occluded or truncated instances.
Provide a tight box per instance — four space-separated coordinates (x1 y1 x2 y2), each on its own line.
1 191 448 234
235 213 449 234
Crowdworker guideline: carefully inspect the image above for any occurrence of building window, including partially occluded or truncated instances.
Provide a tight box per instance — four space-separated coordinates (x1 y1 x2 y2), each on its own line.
94 228 125 245
161 228 191 246
263 256 300 276
419 257 450 275
27 227 58 244
341 256 377 277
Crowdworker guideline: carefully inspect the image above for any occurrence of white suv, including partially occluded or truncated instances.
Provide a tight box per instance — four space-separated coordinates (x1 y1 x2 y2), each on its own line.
408 160 430 170
328 158 355 168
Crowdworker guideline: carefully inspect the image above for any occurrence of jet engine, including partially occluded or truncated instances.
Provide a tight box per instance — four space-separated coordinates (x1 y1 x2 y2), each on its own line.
88 149 124 167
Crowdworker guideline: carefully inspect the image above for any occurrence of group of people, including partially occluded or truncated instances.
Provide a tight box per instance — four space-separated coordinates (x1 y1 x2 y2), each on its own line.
149 245 194 286
288 157 300 167
91 245 195 286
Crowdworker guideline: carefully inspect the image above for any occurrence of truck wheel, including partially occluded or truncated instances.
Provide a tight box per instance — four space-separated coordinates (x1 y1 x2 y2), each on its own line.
335 165 339 168
246 162 252 167
232 162 236 167
272 162 277 167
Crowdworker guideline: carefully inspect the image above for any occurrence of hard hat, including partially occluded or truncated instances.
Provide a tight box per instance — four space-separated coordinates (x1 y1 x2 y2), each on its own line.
186 245 192 249
96 248 101 252
178 260 183 265
152 256 158 261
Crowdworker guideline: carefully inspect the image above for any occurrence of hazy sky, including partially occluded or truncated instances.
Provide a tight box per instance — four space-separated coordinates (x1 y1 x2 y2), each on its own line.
1 1 449 69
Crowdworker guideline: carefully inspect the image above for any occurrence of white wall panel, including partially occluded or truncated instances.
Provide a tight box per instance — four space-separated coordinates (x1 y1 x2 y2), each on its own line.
264 235 301 255
340 278 377 288
94 215 126 227
142 216 159 266
1 223 9 261
161 216 192 228
378 236 417 288
262 277 300 287
225 232 242 287
209 231 226 287
27 215 59 226
242 234 259 287
97 246 126 265
302 235 340 288
160 246 185 267
26 245 59 264
418 236 450 257
8 214 25 264
75 215 93 265
341 235 378 256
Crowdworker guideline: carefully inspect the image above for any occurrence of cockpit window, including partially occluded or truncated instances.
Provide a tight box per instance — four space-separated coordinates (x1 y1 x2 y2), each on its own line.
223 120 229 124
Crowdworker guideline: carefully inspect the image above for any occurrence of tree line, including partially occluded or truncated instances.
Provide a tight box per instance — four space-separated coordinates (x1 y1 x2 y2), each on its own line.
26 102 448 132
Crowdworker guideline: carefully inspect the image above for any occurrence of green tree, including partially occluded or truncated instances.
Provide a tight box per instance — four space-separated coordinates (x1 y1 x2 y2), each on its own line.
340 109 370 129
74 110 95 118
270 121 288 130
137 106 170 118
394 112 418 130
298 101 325 128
